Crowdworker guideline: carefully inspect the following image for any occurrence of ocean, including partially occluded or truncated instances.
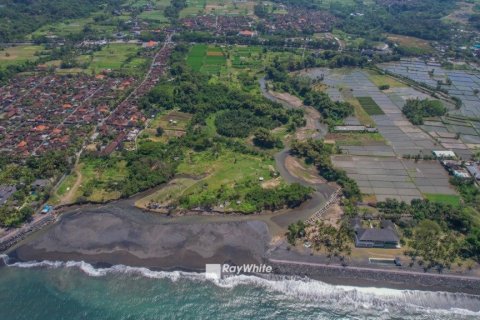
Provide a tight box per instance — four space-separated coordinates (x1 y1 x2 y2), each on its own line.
1 257 480 320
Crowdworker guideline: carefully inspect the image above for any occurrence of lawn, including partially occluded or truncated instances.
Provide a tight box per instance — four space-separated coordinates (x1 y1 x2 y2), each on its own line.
357 97 385 116
425 194 461 206
0 45 44 68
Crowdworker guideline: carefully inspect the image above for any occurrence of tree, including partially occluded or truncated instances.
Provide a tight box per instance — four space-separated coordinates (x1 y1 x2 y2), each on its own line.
253 128 282 149
408 220 458 271
286 220 306 244
156 127 164 137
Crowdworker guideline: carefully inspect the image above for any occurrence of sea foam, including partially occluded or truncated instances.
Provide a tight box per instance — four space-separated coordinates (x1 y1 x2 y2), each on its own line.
2 255 479 318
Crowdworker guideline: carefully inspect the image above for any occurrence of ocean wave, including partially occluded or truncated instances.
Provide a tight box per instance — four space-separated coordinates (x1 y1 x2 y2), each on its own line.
2 255 480 317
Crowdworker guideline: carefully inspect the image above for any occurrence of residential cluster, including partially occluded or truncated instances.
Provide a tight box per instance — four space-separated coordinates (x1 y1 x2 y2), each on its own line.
179 8 335 36
0 74 135 157
98 42 174 155
180 15 254 35
262 9 336 34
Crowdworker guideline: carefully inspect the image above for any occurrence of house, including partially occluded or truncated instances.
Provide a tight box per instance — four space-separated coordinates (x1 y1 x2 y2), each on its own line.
31 179 50 190
351 218 400 248
441 160 471 179
466 163 480 180
433 150 456 159
238 30 256 37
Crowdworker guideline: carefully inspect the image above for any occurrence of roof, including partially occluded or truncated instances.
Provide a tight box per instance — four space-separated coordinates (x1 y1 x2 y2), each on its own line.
32 179 50 188
356 228 399 243
466 164 480 178
433 150 456 158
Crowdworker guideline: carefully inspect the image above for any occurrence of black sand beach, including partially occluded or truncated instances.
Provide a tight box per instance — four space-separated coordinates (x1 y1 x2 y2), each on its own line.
11 203 270 270
7 199 480 296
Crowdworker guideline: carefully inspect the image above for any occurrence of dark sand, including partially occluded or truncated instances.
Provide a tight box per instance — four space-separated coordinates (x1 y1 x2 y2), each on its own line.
12 204 270 271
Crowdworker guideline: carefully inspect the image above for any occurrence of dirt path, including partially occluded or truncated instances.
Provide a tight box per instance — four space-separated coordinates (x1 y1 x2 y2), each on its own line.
60 166 83 205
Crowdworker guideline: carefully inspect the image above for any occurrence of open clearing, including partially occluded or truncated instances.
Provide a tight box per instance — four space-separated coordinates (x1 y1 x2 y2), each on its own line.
0 45 44 68
142 110 192 143
386 34 432 52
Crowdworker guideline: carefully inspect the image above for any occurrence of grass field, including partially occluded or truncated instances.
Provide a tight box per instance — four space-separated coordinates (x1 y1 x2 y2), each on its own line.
331 132 386 146
176 148 276 210
357 97 385 116
186 44 226 74
386 34 433 53
141 110 192 142
180 0 255 17
77 158 128 202
425 194 461 206
30 14 121 39
136 146 278 213
70 44 147 75
139 10 168 22
0 45 44 68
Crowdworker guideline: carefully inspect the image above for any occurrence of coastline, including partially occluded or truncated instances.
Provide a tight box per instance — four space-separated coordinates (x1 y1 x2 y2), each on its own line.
4 203 480 296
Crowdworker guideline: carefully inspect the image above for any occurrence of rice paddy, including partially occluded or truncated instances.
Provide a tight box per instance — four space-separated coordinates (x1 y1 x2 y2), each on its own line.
186 44 226 75
302 67 459 202
357 96 385 115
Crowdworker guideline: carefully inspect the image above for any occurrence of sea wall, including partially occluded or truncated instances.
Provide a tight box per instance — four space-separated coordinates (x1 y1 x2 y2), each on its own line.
0 215 54 252
269 260 480 295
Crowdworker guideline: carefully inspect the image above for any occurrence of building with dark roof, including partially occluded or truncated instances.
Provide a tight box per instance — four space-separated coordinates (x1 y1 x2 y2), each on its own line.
352 218 400 248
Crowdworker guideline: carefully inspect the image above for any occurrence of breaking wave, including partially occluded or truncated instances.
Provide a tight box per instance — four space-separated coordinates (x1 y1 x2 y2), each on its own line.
2 254 480 318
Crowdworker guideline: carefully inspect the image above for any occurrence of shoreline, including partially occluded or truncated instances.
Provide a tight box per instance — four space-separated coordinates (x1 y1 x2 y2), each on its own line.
3 250 480 296
4 198 480 296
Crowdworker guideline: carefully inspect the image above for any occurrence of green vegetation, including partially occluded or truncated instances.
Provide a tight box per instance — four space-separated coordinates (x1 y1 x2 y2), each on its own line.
286 220 306 245
136 45 313 214
357 97 384 116
0 0 119 41
253 128 283 149
164 0 187 20
290 139 361 202
0 151 71 226
402 98 446 125
0 45 45 68
266 63 355 127
215 109 283 138
75 140 181 203
87 44 148 75
425 194 461 206
377 198 480 266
